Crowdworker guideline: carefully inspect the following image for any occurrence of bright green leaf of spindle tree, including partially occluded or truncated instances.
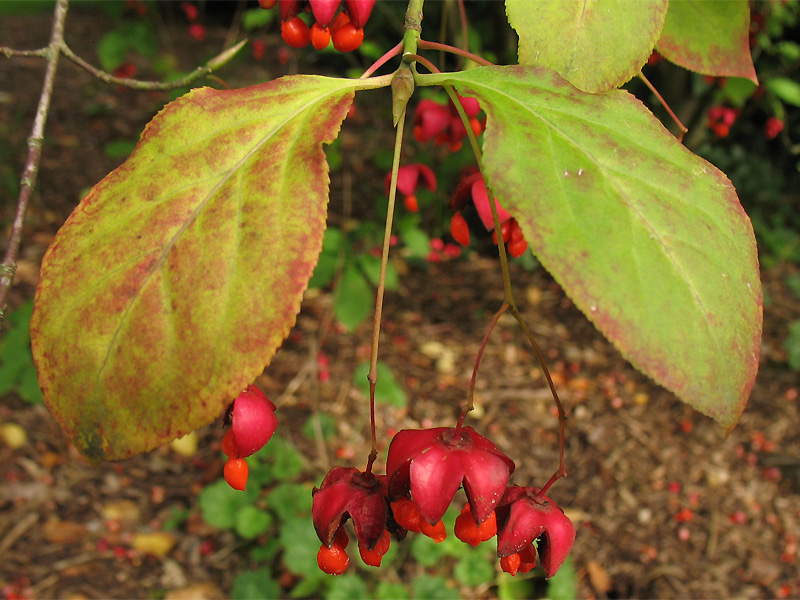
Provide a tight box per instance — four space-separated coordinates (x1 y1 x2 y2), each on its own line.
506 0 668 92
31 75 362 462
423 66 762 432
656 1 757 83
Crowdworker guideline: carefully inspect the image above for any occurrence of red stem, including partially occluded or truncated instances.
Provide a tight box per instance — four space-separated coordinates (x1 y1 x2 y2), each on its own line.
417 39 494 66
456 302 509 434
361 42 403 79
638 71 688 141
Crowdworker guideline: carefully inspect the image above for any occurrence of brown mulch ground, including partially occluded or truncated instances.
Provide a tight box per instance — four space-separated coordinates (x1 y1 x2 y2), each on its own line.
2 6 800 599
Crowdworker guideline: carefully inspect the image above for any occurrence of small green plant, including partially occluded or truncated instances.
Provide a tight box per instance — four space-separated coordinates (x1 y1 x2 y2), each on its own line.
0 300 43 404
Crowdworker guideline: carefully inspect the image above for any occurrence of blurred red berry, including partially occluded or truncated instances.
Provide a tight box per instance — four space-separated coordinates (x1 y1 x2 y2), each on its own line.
765 117 784 140
252 39 266 61
180 2 198 22
187 23 206 41
404 194 419 212
450 212 470 247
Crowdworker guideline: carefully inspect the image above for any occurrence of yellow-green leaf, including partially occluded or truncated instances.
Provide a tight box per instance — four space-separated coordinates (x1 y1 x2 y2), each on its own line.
506 0 668 92
656 1 757 83
32 76 360 461
423 66 762 432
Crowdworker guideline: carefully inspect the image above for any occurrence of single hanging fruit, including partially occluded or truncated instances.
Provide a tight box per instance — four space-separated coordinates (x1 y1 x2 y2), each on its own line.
311 22 331 49
281 16 311 48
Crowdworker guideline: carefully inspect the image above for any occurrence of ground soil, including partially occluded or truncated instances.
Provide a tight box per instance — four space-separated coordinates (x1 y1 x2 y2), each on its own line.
1 6 799 600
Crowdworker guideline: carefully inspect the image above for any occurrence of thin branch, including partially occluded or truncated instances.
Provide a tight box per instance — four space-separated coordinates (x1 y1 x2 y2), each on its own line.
60 39 247 91
0 0 69 326
0 46 49 58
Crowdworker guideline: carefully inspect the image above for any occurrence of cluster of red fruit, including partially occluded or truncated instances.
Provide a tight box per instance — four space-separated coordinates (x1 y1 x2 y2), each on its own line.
220 385 278 491
392 96 530 259
449 168 528 258
414 94 484 153
311 426 575 577
259 0 375 52
707 105 740 139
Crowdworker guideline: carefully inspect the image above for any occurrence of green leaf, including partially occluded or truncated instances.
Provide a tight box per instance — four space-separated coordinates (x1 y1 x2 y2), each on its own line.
377 582 409 600
31 75 360 461
506 0 668 92
198 479 258 530
423 66 762 432
289 573 328 599
268 483 313 522
546 555 578 600
234 504 273 539
358 254 399 291
656 1 757 83
302 412 337 440
411 576 459 600
497 573 536 600
353 361 407 407
231 568 280 600
326 575 369 600
97 30 128 72
308 227 344 289
280 515 321 576
410 534 448 567
0 300 41 403
397 216 430 259
104 139 137 160
334 264 373 331
454 550 495 587
258 436 305 481
242 7 275 31
784 320 800 371
765 77 800 107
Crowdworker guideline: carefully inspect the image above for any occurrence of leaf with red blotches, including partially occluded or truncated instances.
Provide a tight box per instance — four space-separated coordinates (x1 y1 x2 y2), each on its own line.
31 76 360 462
656 1 757 84
424 66 762 432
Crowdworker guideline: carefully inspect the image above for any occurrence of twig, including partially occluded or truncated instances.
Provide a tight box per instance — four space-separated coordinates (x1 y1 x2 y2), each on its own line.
60 39 247 91
0 0 69 326
0 47 49 58
0 5 247 326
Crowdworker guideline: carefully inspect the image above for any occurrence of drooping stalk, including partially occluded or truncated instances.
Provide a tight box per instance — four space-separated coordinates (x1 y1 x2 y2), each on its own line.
364 0 424 475
444 84 568 483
